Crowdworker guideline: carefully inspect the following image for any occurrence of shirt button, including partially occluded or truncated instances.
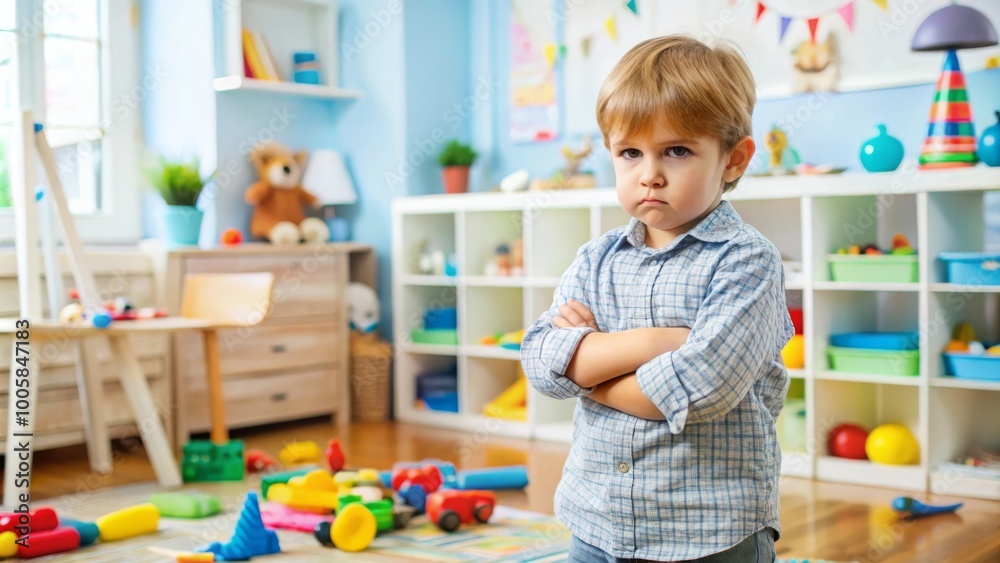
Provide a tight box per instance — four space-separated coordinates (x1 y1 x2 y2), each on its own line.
617 462 630 473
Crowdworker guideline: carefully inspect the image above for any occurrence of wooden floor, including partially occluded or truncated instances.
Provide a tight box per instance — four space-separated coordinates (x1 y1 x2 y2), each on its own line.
7 418 999 562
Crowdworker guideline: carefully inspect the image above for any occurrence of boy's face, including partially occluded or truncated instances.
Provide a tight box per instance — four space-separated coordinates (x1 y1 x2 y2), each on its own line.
609 119 751 248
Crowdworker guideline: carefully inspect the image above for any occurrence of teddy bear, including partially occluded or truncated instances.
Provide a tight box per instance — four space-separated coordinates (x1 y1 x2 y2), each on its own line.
245 141 330 244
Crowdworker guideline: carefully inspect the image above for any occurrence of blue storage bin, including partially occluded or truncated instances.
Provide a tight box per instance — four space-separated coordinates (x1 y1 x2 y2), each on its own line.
829 331 919 351
424 391 459 412
943 353 1000 381
416 367 457 400
424 307 457 330
937 252 1000 285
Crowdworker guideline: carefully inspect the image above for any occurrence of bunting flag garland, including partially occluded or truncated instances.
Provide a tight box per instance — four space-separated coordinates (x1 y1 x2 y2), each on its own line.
779 16 793 42
871 0 888 11
604 15 617 42
626 0 637 16
755 1 857 43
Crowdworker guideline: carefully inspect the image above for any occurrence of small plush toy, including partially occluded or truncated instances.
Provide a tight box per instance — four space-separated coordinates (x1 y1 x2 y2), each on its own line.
245 142 330 244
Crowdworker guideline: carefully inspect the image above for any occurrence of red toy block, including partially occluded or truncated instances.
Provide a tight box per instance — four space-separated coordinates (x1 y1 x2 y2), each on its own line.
246 449 279 473
391 464 443 494
17 527 80 558
325 439 345 472
0 507 59 535
426 490 495 532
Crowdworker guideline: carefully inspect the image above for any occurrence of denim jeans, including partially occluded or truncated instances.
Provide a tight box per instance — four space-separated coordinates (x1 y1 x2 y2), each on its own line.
568 529 776 563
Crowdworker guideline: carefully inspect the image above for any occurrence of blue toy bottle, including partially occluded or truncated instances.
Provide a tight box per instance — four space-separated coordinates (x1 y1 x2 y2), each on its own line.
978 111 1000 167
860 124 905 172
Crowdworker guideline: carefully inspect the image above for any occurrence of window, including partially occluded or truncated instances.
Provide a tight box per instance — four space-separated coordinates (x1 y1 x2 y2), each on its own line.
0 0 140 243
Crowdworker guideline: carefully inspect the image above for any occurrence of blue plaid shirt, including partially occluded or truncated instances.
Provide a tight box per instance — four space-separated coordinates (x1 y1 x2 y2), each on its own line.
521 201 793 561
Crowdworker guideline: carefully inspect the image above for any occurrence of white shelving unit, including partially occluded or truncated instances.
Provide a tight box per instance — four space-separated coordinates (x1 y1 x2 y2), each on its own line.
392 167 1000 499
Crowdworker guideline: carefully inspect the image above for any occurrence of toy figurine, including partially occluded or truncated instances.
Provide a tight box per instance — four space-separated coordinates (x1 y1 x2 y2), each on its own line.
530 136 597 190
765 127 801 175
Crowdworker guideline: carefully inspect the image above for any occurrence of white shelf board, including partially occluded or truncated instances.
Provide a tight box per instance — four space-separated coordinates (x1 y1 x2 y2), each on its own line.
468 415 532 439
213 76 362 99
400 275 457 286
928 471 1000 500
786 369 809 379
815 456 926 491
463 276 524 287
399 343 459 356
815 370 921 386
813 281 920 292
785 280 805 291
930 376 1000 392
463 345 521 360
929 283 1000 293
533 422 573 444
780 451 813 479
398 407 467 430
526 277 563 288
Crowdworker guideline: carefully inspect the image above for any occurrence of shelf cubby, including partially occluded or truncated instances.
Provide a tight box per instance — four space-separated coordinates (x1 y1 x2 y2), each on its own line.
732 198 803 264
399 213 456 276
928 386 1000 499
927 291 1000 380
464 357 529 437
463 210 523 278
395 352 460 422
532 393 576 444
926 190 989 285
813 379 924 491
395 284 459 348
464 286 523 347
526 207 591 279
598 205 632 234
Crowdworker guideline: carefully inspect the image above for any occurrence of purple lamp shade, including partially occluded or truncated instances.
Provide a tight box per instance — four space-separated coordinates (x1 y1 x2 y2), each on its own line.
911 5 998 51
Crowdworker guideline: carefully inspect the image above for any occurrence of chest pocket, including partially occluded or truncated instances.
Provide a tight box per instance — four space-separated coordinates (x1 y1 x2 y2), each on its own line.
651 252 708 329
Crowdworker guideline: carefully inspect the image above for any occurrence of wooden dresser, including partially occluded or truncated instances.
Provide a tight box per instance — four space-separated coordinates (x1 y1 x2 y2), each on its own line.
147 243 375 445
0 250 170 452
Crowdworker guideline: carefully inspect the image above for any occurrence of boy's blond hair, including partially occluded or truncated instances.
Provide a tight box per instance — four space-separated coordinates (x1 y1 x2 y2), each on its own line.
597 36 756 191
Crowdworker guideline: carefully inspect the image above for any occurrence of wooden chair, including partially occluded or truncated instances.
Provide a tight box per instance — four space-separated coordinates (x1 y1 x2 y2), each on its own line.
180 272 275 445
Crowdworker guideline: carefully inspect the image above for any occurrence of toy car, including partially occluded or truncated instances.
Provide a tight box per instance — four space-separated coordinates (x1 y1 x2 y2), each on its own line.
426 490 496 532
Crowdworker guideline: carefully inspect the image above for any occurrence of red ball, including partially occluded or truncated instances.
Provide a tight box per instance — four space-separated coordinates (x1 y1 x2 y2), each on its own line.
828 423 869 460
220 228 243 246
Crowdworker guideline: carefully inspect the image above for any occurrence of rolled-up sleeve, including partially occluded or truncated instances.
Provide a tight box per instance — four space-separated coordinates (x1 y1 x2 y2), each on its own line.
521 244 597 399
635 241 793 433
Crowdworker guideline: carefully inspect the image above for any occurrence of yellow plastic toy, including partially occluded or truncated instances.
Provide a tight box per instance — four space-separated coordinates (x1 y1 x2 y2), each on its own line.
781 334 805 369
866 423 920 465
288 469 338 491
278 440 322 466
334 471 358 495
95 503 160 541
0 531 17 558
267 483 339 511
355 468 381 485
331 503 377 552
484 376 527 421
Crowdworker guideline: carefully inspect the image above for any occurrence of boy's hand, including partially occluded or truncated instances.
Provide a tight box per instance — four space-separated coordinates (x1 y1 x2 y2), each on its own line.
552 299 599 331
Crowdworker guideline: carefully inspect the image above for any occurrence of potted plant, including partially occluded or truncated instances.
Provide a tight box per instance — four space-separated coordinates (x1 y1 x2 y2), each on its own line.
437 140 477 194
145 156 212 247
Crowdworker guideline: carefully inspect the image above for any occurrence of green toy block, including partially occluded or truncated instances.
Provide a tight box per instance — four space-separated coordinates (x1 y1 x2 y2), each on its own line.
337 494 363 514
364 499 394 533
260 467 315 499
182 440 245 482
149 491 222 519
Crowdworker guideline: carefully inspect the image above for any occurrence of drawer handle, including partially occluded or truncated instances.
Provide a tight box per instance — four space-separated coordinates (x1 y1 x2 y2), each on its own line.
270 393 288 402
272 345 287 353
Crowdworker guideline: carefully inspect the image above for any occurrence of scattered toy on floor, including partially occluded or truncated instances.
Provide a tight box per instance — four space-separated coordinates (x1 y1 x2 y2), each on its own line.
149 491 222 519
182 440 245 482
199 492 280 560
427 490 496 532
261 467 315 499
325 439 345 472
278 440 322 466
892 496 963 520
15 527 81 559
95 503 160 542
261 503 334 533
60 518 100 546
0 506 58 534
245 449 279 473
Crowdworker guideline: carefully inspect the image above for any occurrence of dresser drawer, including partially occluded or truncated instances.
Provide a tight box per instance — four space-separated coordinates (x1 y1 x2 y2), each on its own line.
0 376 168 436
184 254 346 321
177 323 342 378
184 367 340 432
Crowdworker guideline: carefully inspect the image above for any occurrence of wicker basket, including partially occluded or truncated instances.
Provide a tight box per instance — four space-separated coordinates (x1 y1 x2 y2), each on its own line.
350 332 393 422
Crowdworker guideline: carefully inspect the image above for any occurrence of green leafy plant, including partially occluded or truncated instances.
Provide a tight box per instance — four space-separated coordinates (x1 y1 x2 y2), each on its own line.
144 156 212 207
437 140 477 167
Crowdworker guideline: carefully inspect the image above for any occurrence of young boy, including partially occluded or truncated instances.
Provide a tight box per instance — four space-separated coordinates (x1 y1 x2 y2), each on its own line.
521 36 793 562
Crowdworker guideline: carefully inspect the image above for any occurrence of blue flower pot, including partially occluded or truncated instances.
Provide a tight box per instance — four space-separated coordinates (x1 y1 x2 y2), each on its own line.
860 124 905 173
978 111 1000 167
161 205 203 248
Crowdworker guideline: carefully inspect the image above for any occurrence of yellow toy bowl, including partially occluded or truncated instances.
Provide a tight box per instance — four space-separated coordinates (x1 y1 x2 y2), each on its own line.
332 503 377 552
865 423 919 465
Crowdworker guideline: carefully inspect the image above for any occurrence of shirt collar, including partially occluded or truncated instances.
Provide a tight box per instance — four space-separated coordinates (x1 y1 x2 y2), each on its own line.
622 200 744 250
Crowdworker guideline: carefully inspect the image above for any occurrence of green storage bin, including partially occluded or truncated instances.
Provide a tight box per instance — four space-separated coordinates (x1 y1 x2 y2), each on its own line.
827 346 920 376
828 254 918 283
410 329 458 345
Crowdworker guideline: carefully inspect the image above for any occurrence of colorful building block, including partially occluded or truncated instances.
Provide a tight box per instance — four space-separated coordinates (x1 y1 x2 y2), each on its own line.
260 503 333 533
331 503 376 552
199 492 279 561
182 440 244 482
60 518 99 546
267 484 339 511
16 527 80 559
260 467 315 499
149 492 222 519
278 440 321 466
245 449 279 473
0 506 58 534
95 503 159 541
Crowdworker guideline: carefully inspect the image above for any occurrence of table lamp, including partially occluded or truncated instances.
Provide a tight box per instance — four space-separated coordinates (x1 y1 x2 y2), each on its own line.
912 4 998 169
302 149 357 241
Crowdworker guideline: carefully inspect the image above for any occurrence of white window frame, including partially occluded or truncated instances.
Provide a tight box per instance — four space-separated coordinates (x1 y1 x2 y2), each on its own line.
0 0 141 244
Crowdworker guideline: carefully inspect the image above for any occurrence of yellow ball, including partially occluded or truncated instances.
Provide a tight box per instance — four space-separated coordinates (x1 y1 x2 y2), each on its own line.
782 334 805 369
866 423 919 465
0 531 18 558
